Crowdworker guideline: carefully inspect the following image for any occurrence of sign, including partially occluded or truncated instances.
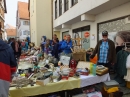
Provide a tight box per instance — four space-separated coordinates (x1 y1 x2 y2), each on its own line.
84 32 90 38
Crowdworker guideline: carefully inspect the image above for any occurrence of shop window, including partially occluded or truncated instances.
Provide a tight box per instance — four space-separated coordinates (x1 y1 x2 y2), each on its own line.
98 16 130 45
55 0 57 19
59 0 62 16
64 0 69 12
72 25 90 50
72 0 78 6
62 31 69 40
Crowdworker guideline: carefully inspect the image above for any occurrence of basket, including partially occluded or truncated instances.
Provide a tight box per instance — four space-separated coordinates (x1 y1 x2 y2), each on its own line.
127 81 130 88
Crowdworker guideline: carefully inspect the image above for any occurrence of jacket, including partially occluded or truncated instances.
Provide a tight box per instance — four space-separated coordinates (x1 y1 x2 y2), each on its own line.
126 54 130 68
61 40 73 54
90 39 116 63
0 39 17 82
52 43 59 59
58 40 64 53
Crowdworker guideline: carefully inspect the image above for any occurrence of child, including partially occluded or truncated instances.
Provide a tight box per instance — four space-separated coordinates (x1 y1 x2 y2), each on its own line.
44 43 50 55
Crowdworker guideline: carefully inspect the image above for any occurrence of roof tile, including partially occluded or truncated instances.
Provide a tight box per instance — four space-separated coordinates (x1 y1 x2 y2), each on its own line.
18 1 29 19
6 29 16 36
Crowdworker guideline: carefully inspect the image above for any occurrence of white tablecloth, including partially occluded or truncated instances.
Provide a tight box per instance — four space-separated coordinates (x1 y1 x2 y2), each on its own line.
80 73 110 87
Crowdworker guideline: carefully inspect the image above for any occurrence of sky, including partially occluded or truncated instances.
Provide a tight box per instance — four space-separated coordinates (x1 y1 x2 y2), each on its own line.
5 0 28 27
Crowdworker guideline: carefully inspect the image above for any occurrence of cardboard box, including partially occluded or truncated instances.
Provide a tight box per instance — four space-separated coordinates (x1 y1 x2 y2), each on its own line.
77 61 91 69
36 78 50 86
72 52 86 61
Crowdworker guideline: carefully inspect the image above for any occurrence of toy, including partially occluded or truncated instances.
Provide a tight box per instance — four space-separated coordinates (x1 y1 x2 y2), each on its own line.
33 58 40 73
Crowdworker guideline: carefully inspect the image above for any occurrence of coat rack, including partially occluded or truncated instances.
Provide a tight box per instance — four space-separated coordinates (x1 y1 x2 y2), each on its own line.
123 42 130 52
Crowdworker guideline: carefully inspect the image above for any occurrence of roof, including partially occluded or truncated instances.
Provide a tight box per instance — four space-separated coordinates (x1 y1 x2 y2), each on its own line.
18 1 29 19
5 24 15 29
6 29 16 36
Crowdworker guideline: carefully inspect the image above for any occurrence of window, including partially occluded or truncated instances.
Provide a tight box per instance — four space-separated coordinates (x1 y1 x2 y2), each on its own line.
72 0 78 6
23 21 29 25
55 0 57 19
62 31 69 40
59 0 62 16
20 30 22 36
28 31 30 35
23 30 28 35
64 0 69 12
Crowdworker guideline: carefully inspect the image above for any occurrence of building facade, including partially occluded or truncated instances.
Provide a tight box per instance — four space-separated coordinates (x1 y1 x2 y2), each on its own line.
0 0 7 40
5 24 16 39
53 0 130 49
16 1 30 40
29 0 53 46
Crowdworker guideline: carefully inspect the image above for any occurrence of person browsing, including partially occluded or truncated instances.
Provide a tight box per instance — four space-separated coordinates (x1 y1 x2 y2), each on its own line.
90 31 116 71
61 34 73 54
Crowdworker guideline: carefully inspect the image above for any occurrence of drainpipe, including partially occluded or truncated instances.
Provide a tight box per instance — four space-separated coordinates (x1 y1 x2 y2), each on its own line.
51 0 53 40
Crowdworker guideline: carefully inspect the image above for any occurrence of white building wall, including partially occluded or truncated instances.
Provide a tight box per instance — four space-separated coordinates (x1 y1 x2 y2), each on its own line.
55 2 130 48
53 0 109 27
20 19 30 30
30 0 38 44
18 19 30 40
30 0 52 46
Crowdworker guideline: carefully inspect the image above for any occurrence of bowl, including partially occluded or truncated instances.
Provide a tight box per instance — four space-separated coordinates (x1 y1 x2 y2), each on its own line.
97 65 105 70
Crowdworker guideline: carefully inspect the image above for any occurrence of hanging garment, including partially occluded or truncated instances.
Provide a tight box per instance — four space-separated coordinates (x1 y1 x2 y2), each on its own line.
116 46 124 54
115 50 129 86
126 54 130 68
116 50 130 76
124 69 130 81
124 54 130 81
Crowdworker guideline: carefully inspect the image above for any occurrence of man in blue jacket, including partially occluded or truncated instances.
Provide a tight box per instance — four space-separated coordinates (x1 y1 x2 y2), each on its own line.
0 39 17 97
61 34 73 54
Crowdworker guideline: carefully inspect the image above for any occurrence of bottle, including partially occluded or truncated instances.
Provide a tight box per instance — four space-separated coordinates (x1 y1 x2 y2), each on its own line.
90 63 93 74
93 64 97 76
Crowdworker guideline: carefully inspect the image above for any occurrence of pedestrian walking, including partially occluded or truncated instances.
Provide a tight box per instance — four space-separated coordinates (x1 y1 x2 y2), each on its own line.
0 39 17 97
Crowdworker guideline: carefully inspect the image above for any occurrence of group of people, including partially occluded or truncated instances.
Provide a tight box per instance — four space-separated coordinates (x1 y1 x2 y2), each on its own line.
7 37 30 59
41 34 73 60
0 29 130 96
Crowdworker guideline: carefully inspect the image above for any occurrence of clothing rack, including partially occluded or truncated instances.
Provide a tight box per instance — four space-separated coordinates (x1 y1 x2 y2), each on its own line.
124 42 130 49
124 42 130 52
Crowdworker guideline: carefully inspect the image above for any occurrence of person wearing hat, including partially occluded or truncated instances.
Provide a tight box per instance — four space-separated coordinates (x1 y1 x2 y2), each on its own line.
90 31 116 71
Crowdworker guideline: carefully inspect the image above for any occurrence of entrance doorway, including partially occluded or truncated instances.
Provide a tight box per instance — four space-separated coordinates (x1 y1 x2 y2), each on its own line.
72 25 90 50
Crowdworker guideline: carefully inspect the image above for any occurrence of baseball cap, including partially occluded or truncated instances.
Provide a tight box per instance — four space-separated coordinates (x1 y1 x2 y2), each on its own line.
102 31 108 36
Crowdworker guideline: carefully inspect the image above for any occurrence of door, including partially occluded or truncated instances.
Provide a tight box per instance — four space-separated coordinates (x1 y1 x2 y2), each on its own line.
81 31 90 50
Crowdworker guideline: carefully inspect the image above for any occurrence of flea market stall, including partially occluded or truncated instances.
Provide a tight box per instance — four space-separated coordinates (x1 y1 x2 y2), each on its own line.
9 43 111 97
